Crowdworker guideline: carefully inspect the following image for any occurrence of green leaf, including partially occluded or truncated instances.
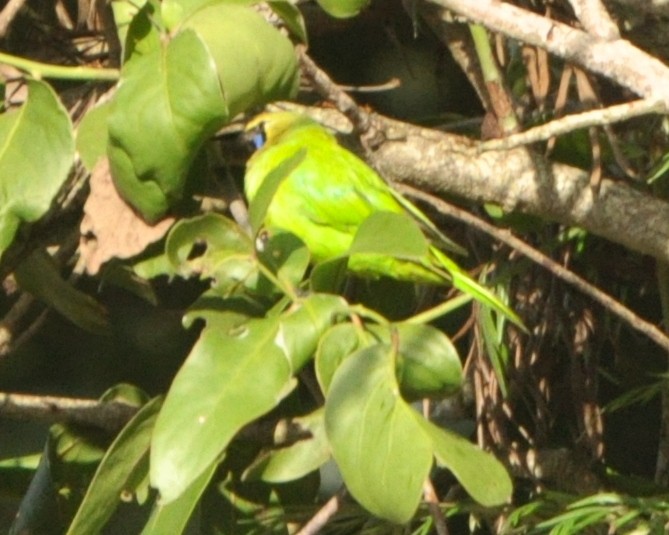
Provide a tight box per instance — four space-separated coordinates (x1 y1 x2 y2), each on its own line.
161 0 210 30
182 292 263 330
108 29 227 222
274 294 347 371
161 0 255 30
316 0 370 18
111 0 150 55
349 212 429 259
268 1 308 43
99 383 150 407
431 247 525 329
369 323 463 400
418 418 512 507
15 249 109 334
0 79 74 256
478 298 510 397
256 231 310 292
166 213 253 276
325 343 433 524
249 149 307 234
309 256 349 294
76 101 111 171
317 322 462 400
315 323 368 395
150 318 295 503
110 3 298 222
141 460 218 535
181 3 299 119
66 397 162 535
165 213 257 295
243 409 330 483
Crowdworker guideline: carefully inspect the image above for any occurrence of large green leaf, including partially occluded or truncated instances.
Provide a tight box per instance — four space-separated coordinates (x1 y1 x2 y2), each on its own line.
181 3 299 118
108 29 226 222
324 340 511 522
316 0 370 18
150 318 295 503
109 3 298 222
418 418 512 507
66 397 162 535
325 343 433 524
0 79 74 256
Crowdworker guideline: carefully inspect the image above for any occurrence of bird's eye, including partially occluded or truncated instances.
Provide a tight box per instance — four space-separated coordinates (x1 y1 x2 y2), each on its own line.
250 122 267 150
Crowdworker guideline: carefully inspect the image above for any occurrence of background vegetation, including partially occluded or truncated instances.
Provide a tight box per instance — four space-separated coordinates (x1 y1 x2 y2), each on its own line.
2 0 669 533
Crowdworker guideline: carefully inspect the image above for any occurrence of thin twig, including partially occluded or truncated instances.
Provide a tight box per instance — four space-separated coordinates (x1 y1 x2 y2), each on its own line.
398 184 669 354
0 0 28 37
423 479 450 535
297 45 369 133
0 392 138 432
479 98 665 152
296 488 346 535
566 0 619 40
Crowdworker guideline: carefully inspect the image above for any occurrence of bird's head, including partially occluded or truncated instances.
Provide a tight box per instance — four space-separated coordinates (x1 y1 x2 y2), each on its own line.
244 111 317 151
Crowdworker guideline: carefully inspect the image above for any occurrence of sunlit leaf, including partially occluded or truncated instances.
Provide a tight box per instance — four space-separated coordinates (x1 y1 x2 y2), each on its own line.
256 231 310 292
108 29 226 222
150 318 295 503
0 79 74 257
317 322 462 400
165 213 253 276
325 343 432 524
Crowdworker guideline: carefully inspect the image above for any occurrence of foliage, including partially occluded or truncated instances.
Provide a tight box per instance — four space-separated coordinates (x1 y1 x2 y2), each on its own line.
2 0 669 534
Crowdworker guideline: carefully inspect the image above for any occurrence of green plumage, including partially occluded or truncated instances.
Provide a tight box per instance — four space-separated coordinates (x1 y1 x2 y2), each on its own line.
244 112 519 322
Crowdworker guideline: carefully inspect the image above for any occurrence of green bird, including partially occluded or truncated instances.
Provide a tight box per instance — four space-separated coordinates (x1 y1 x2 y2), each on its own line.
244 111 519 323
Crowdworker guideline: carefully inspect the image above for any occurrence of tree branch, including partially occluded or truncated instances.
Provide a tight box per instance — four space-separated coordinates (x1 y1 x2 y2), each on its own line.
426 0 669 108
366 115 669 265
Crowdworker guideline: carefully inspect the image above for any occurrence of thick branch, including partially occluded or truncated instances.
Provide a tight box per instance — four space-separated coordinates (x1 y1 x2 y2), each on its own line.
367 116 669 264
427 0 669 107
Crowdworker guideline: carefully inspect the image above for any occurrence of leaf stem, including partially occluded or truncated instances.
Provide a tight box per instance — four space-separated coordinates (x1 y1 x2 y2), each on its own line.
406 294 473 325
346 304 390 326
256 260 299 302
0 52 120 81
